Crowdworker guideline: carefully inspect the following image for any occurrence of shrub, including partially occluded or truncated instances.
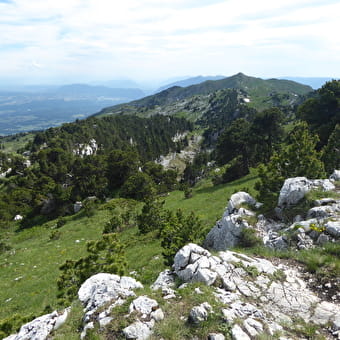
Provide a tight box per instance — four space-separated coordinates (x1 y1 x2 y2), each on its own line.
161 209 205 266
137 199 164 234
56 217 66 228
57 233 126 305
103 215 123 234
238 228 262 248
49 229 61 241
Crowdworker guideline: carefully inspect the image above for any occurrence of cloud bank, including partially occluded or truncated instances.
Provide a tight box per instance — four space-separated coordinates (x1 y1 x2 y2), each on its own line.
0 0 339 83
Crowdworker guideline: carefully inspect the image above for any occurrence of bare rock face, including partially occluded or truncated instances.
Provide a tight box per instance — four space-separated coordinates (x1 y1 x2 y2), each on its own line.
173 243 340 339
204 192 260 251
3 308 70 340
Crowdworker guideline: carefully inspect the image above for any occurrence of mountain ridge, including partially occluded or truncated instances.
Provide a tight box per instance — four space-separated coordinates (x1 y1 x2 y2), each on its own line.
98 72 312 117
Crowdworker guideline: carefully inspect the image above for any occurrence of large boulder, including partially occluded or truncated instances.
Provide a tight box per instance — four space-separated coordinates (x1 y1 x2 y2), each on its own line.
278 177 335 208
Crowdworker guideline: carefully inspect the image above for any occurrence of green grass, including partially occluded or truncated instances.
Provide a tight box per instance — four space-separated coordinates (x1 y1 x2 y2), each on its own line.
0 133 34 153
0 171 259 325
164 169 259 232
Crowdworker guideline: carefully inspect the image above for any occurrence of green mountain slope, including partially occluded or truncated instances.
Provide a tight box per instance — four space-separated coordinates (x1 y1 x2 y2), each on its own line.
98 73 312 117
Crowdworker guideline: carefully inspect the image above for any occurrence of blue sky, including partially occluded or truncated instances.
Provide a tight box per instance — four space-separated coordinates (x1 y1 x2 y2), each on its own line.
0 0 339 85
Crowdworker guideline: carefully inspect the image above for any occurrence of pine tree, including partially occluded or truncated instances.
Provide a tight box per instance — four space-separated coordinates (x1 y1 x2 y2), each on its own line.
256 121 325 211
57 233 126 305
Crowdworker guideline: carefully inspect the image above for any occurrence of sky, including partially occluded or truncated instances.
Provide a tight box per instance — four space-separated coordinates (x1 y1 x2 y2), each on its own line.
0 0 340 86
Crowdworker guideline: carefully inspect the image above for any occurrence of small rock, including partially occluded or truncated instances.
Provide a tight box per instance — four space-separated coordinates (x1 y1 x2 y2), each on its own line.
150 308 164 322
189 302 212 324
123 320 152 340
208 333 225 340
129 296 158 315
231 324 251 340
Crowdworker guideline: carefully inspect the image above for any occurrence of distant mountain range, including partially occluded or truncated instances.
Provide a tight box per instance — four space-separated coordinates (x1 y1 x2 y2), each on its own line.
1 73 330 136
99 72 313 117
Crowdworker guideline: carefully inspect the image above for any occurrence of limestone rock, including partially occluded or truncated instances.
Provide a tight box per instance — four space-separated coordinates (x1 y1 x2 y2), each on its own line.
231 324 251 340
311 301 340 329
189 302 212 324
78 273 143 313
278 177 335 208
173 243 340 339
326 220 340 238
151 269 175 291
307 204 340 219
123 320 152 340
78 273 143 338
226 192 257 215
203 192 261 251
174 243 211 273
330 169 340 181
204 214 249 251
3 309 69 340
129 296 158 315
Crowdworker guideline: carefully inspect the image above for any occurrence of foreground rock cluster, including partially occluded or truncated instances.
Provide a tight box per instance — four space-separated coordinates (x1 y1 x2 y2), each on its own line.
171 243 340 339
205 173 340 252
4 172 340 339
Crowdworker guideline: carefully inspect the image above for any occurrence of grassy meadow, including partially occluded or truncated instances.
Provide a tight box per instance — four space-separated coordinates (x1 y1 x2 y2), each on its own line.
0 171 259 321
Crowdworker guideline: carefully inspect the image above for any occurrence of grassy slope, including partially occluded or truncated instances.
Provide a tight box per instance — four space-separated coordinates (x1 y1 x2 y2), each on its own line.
0 171 259 320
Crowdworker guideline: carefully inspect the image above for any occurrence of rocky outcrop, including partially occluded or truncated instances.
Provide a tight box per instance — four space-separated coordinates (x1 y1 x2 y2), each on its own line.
3 308 70 340
78 273 143 339
73 139 98 157
173 243 340 339
204 192 260 250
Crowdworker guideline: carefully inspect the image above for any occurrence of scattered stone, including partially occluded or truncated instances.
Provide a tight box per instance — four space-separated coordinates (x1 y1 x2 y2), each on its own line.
129 296 158 315
231 324 251 340
325 220 340 238
189 302 212 324
208 333 225 340
123 320 152 340
14 214 23 221
74 201 82 213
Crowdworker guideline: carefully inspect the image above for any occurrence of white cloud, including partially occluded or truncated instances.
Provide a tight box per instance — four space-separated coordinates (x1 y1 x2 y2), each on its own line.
0 0 339 83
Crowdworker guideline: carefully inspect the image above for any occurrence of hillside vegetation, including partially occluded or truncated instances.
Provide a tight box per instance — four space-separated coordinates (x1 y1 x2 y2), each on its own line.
0 76 339 339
